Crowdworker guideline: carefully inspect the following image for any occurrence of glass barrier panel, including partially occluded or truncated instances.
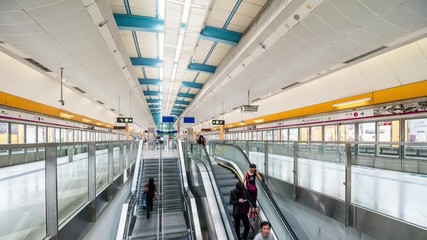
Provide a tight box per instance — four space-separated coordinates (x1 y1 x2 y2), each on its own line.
268 142 294 183
57 145 89 225
96 143 109 193
0 148 46 240
113 144 120 179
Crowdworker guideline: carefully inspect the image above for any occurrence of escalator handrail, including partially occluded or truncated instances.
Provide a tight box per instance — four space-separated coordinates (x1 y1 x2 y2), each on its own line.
177 140 203 239
188 143 238 240
212 141 298 240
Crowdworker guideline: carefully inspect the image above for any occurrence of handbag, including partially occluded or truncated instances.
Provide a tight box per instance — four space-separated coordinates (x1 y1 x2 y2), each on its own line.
142 193 147 209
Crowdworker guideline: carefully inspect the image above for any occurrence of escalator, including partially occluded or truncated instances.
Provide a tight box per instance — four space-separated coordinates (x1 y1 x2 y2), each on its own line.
212 164 256 240
131 156 188 239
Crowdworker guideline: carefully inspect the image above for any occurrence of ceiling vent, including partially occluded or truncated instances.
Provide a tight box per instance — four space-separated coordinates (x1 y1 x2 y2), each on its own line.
24 58 52 72
241 90 259 112
73 87 86 94
343 46 387 64
281 82 300 90
97 101 104 105
240 105 259 112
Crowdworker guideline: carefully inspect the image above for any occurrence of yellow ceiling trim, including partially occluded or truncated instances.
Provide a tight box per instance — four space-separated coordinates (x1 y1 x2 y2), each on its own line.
0 91 113 129
226 80 427 129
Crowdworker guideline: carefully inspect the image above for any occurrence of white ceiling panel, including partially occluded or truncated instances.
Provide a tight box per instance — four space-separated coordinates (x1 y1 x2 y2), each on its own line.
405 0 427 19
292 23 328 53
183 71 198 80
144 67 159 79
164 2 183 29
383 5 427 32
23 1 84 21
357 56 401 90
206 19 225 29
134 68 145 78
303 14 342 44
315 2 357 35
329 0 377 27
228 13 252 31
346 28 387 48
129 0 156 17
237 1 262 18
195 73 210 83
212 0 238 12
364 19 409 42
244 0 268 7
137 32 158 58
207 9 230 27
359 0 401 16
385 41 427 84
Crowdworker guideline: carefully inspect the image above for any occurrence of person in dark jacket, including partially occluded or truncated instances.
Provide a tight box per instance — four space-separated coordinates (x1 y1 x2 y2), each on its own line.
230 181 255 240
144 177 157 219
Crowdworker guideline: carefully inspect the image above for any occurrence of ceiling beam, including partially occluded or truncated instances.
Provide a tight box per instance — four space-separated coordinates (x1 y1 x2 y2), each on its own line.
188 63 216 73
131 57 163 67
144 91 162 96
181 81 203 89
139 78 162 85
173 106 186 110
149 104 161 109
175 100 190 105
114 14 164 33
178 93 196 98
147 99 161 103
200 26 241 45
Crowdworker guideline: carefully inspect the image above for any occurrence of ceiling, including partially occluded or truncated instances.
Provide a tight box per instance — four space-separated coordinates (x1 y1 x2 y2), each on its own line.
1 0 427 131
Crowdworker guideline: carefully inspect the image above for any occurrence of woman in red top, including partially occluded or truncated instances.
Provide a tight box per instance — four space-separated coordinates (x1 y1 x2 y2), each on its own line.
244 163 262 214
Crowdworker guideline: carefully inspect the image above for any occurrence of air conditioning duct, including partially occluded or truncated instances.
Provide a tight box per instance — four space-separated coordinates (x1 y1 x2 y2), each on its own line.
240 105 259 112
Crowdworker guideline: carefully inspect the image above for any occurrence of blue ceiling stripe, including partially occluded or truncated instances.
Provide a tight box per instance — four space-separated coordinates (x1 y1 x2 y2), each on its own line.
131 57 163 67
144 91 162 96
200 26 241 45
123 0 131 15
188 63 216 73
173 106 186 110
175 100 190 105
114 14 164 33
139 78 162 85
147 99 161 103
181 81 203 89
177 93 196 98
223 0 243 29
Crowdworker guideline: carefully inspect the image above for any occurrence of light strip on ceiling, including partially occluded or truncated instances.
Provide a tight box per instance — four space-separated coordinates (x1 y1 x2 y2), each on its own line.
165 0 192 114
332 98 372 107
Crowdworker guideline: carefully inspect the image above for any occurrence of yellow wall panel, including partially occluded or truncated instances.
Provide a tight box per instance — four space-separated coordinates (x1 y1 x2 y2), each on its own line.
374 81 427 104
37 104 59 117
0 92 6 105
6 95 38 112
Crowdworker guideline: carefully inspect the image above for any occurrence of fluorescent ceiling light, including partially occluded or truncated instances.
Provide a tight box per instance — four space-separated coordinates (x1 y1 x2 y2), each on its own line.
60 112 74 119
158 0 165 19
82 118 92 123
253 118 264 123
332 98 372 107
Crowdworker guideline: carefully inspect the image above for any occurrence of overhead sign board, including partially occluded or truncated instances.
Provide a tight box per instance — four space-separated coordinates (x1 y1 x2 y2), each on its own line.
117 117 133 123
212 120 225 125
162 116 175 123
183 117 195 123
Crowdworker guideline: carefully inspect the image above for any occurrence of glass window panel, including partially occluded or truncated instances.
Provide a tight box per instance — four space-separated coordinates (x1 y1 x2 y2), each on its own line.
38 126 46 143
273 130 280 141
61 129 68 142
311 126 322 141
359 122 376 142
339 124 355 141
263 131 272 140
55 128 60 142
68 129 73 142
406 118 427 142
0 122 8 144
300 127 309 141
325 125 337 141
11 124 25 144
289 128 298 141
281 129 288 141
26 125 37 143
377 120 399 142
